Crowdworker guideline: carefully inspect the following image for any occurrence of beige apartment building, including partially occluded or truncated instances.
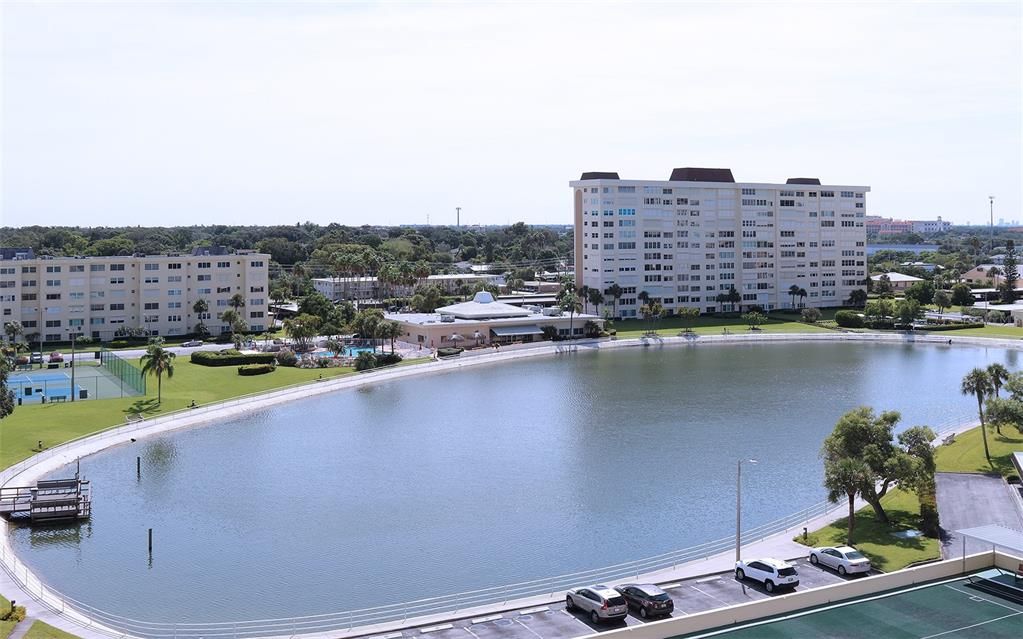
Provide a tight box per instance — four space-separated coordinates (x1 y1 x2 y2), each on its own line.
0 247 270 343
571 168 869 316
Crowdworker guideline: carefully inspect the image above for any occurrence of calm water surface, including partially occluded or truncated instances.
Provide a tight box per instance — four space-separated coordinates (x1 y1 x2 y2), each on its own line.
8 342 1015 621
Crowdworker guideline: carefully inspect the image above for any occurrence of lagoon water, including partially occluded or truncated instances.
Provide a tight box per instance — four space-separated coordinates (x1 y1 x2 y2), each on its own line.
7 342 1014 622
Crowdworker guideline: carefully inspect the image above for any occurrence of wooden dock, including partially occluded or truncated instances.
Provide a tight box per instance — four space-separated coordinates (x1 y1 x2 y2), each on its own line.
0 478 91 523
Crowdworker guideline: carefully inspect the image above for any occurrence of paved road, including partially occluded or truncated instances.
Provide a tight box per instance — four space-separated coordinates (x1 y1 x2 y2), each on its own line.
935 472 1023 558
363 558 870 639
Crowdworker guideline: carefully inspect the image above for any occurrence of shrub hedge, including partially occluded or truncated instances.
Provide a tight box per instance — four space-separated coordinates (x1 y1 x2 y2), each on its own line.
190 350 277 367
436 347 463 357
237 363 275 376
375 353 403 366
916 323 985 331
834 310 865 328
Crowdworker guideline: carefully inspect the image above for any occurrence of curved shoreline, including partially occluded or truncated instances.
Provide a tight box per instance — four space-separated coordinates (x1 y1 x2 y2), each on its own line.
0 331 1013 637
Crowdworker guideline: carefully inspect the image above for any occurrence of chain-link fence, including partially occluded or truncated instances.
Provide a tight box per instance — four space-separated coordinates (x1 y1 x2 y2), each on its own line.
99 350 146 395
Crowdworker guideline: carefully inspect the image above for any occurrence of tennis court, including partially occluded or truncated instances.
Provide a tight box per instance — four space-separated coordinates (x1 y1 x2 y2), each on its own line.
683 570 1023 638
9 364 142 402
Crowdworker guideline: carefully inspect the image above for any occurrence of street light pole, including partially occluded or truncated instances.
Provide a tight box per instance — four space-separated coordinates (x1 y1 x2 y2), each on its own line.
735 458 758 563
69 330 77 402
989 195 995 253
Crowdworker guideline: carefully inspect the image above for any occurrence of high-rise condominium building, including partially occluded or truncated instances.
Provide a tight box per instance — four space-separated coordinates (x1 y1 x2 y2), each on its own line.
0 247 270 342
570 168 869 317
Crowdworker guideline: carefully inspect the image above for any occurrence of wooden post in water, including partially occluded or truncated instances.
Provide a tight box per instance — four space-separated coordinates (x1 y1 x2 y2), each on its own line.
137 456 141 479
148 528 153 555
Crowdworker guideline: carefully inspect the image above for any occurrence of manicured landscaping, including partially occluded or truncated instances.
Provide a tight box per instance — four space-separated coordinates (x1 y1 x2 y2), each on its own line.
611 311 836 339
795 488 941 572
22 621 80 639
934 425 1023 477
0 356 427 470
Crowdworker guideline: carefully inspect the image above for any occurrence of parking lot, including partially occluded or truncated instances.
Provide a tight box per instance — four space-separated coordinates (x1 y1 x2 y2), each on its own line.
365 558 877 639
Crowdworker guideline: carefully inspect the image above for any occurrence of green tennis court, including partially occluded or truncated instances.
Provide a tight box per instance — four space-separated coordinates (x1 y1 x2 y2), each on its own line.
682 572 1023 638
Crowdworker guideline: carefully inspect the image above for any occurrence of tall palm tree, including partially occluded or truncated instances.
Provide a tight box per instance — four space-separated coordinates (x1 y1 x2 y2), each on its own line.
605 284 623 319
588 289 604 316
578 285 591 314
987 363 1010 433
824 456 870 545
788 284 801 309
140 343 176 404
229 293 246 313
4 320 24 346
798 288 808 308
558 287 582 339
961 368 993 462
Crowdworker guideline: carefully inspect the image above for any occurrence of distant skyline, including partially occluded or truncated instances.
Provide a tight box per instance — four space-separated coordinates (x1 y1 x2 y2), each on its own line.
2 1 1020 229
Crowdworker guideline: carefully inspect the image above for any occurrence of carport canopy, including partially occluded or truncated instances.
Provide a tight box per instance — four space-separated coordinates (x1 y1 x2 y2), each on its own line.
955 524 1023 555
490 325 545 336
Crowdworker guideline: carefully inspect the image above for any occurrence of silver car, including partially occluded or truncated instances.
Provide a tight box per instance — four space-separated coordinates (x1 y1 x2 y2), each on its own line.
809 545 872 575
565 584 628 624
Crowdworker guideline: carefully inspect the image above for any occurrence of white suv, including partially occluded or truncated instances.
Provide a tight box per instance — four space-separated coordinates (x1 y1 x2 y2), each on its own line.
735 558 800 593
565 585 628 624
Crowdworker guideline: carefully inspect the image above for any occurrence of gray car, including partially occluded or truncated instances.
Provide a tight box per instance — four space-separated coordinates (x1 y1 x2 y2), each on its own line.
565 584 628 624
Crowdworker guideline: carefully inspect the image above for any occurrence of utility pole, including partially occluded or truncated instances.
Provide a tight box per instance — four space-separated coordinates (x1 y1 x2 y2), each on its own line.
456 207 461 228
989 196 995 253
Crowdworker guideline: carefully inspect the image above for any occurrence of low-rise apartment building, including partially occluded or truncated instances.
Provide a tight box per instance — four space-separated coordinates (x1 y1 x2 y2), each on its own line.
312 273 501 301
866 216 951 235
571 168 869 316
0 247 270 342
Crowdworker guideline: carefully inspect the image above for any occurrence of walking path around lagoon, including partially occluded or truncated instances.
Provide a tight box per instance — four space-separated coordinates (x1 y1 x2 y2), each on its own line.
0 330 1002 639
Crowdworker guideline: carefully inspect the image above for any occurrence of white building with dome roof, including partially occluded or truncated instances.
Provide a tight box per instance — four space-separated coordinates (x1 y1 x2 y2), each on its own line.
384 291 604 348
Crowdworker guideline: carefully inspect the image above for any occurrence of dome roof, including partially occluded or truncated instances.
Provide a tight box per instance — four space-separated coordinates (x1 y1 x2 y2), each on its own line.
472 291 496 304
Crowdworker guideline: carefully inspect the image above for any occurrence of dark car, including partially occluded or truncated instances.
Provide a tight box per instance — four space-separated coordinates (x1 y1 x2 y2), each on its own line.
613 583 674 618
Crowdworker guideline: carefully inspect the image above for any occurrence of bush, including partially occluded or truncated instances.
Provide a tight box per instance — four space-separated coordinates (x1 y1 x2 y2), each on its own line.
436 347 463 357
354 351 377 371
834 310 865 328
237 363 275 376
375 353 403 367
190 350 277 367
276 348 298 367
0 605 27 622
800 307 822 324
916 323 985 331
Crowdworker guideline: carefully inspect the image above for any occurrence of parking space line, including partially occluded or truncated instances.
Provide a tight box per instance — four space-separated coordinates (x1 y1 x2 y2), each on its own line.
690 584 734 606
462 625 482 639
517 606 549 615
513 618 545 639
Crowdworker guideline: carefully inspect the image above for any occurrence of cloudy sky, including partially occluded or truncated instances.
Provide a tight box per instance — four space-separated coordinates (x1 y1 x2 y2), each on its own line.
2 1 1020 228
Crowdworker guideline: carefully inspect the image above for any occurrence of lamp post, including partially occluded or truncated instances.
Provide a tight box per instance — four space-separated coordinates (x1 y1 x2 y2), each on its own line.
989 195 995 253
68 328 78 401
735 458 758 564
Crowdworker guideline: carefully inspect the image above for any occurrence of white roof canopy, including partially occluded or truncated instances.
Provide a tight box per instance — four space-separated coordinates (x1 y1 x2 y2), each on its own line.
955 524 1023 554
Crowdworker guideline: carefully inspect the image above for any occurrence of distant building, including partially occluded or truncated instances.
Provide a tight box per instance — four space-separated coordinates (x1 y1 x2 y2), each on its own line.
899 261 941 273
572 168 869 315
0 249 269 341
870 272 924 291
960 265 1005 286
312 274 500 301
385 291 602 347
866 216 951 235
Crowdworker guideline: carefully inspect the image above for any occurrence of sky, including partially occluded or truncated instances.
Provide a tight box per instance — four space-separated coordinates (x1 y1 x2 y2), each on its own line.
1 1 1020 229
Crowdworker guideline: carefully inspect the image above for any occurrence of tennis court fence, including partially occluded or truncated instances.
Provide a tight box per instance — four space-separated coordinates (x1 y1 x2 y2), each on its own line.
99 349 146 395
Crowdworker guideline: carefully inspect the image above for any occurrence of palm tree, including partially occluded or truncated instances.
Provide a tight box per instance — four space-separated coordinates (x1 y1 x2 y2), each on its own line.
4 321 24 346
824 456 870 545
987 363 1010 433
578 285 591 314
798 288 808 309
605 284 623 319
588 289 604 316
961 368 993 462
140 342 176 404
558 288 582 339
788 284 801 309
229 293 246 313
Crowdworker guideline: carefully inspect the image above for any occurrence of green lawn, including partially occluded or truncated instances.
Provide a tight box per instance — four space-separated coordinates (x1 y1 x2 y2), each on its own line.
0 355 428 470
22 621 80 639
0 593 15 639
795 488 941 572
934 425 1023 477
612 311 836 339
930 324 1023 339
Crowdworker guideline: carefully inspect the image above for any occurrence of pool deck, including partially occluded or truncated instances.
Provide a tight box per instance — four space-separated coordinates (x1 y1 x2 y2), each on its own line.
0 330 1010 639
